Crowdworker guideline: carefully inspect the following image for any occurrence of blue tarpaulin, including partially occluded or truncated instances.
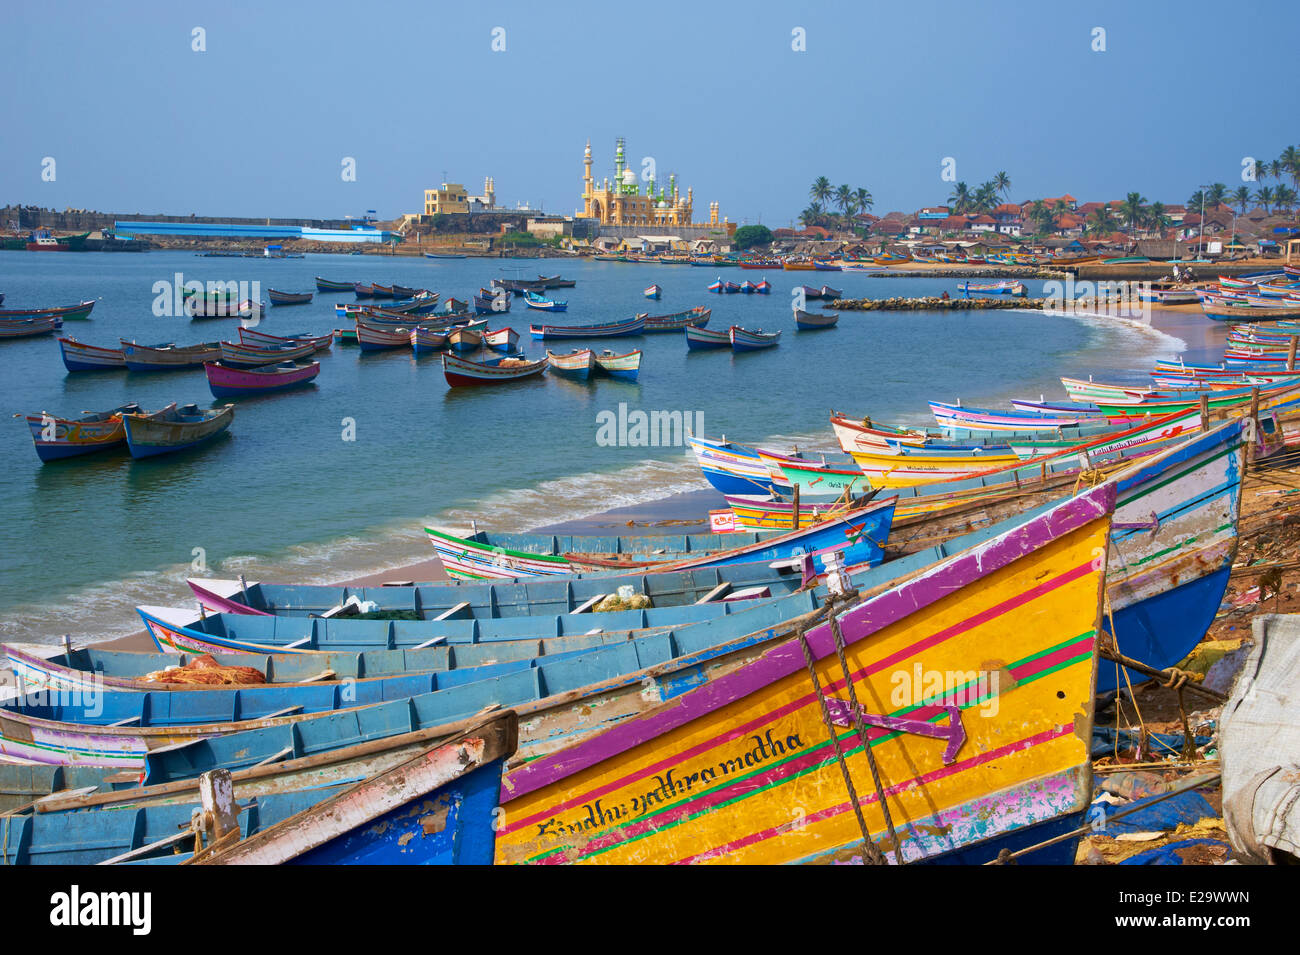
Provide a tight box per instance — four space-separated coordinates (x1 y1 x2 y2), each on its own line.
1087 788 1217 835
1091 726 1213 759
1118 838 1231 865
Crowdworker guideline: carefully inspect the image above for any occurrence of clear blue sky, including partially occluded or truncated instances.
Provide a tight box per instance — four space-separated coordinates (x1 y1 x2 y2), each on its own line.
4 0 1296 225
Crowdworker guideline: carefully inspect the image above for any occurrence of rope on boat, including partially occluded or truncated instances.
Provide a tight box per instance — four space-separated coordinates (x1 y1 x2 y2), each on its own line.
826 605 905 866
796 623 888 865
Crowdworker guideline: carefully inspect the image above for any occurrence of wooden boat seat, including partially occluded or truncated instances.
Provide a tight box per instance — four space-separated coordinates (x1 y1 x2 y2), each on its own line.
570 594 607 614
433 602 471 621
694 582 733 604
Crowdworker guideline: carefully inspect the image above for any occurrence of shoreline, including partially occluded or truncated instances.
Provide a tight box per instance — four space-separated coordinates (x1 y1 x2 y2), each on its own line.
34 303 1218 657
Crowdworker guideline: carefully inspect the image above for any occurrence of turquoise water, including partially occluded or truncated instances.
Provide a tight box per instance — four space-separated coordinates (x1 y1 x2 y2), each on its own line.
0 251 1184 645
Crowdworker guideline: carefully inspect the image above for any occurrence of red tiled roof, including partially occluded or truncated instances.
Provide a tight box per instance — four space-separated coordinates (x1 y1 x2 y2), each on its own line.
873 220 907 234
970 214 996 224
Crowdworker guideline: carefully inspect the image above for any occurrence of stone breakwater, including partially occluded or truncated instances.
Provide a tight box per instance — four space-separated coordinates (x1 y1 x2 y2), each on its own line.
830 296 1046 311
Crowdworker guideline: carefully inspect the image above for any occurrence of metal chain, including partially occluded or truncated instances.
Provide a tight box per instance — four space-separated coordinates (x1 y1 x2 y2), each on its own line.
796 626 888 865
827 606 904 865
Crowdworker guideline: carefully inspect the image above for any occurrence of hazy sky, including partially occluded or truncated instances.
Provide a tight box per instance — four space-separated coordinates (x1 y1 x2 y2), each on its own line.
4 0 1297 225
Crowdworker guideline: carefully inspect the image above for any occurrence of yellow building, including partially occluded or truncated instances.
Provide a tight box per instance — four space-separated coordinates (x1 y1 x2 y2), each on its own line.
581 138 722 228
424 183 469 216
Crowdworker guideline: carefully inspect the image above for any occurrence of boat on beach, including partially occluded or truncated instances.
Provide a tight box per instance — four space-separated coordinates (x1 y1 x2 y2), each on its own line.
122 403 234 458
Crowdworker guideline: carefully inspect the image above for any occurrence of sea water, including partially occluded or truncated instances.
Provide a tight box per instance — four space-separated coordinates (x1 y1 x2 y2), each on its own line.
0 251 1190 645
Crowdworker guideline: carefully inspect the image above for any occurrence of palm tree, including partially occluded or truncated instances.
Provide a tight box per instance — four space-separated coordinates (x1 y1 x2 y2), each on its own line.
993 171 1011 199
1206 183 1229 209
1275 184 1298 215
948 182 971 214
1088 206 1116 236
1121 192 1147 231
1187 189 1206 213
810 177 832 206
853 187 873 214
1027 200 1052 235
1232 185 1252 215
971 182 998 214
1255 186 1275 215
1281 146 1300 188
834 184 853 228
1146 201 1170 235
799 203 826 229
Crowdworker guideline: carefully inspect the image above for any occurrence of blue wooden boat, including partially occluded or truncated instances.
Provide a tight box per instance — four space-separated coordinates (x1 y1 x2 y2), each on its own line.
187 558 817 617
138 577 817 655
684 324 730 350
267 289 313 306
529 315 645 340
20 403 143 462
729 326 781 351
523 291 567 311
197 714 517 864
706 279 724 294
594 348 641 382
794 307 839 330
0 715 516 864
122 403 234 458
644 284 662 300
58 337 126 372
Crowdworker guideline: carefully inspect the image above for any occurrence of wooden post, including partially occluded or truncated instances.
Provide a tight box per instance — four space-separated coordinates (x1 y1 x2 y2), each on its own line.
791 483 800 530
1199 393 1209 433
1288 336 1296 372
1248 387 1260 469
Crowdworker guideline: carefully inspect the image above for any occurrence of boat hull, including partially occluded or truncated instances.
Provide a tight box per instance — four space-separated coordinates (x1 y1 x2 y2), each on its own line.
123 406 234 458
205 361 320 397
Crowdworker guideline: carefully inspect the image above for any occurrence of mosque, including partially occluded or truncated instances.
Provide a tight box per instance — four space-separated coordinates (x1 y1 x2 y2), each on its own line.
581 138 723 229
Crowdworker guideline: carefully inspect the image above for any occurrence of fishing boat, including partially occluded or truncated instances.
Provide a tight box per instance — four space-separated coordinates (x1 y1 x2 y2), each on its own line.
441 323 480 353
494 485 1117 865
355 321 416 352
410 327 449 355
593 349 641 381
723 281 742 293
315 277 354 292
729 326 781 351
474 290 511 314
185 298 264 322
370 285 398 299
195 714 517 865
739 280 758 294
424 497 893 581
794 308 839 330
643 306 710 332
685 324 731 350
121 340 221 371
1200 296 1300 322
688 435 793 495
523 292 568 311
755 279 772 294
267 289 313 306
123 403 234 458
442 353 547 387
930 400 1102 432
546 348 596 380
354 283 378 298
424 251 467 259
959 279 1026 296
484 327 519 352
332 327 358 345
57 337 126 372
818 285 843 299
0 317 62 339
218 339 318 368
237 327 332 353
706 279 725 294
796 284 824 300
205 361 320 398
644 284 662 300
19 403 143 462
391 285 424 299
1137 283 1200 305
0 300 95 321
529 315 645 340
